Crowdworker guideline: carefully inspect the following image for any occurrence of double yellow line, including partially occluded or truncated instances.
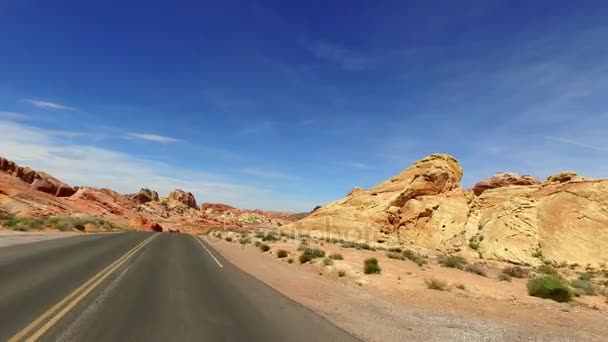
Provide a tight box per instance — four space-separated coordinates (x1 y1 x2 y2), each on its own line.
9 234 158 342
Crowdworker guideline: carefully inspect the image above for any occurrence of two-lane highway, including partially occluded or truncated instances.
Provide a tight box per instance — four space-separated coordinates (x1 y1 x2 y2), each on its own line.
0 232 358 341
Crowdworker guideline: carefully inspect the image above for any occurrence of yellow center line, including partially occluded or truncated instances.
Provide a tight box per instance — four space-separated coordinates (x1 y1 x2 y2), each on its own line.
9 233 158 342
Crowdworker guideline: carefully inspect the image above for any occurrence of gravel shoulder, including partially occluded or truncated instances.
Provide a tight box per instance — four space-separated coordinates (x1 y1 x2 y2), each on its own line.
204 234 608 342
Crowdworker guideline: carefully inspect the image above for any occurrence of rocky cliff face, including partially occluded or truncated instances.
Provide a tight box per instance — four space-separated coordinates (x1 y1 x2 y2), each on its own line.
0 157 76 197
129 188 160 204
288 154 608 267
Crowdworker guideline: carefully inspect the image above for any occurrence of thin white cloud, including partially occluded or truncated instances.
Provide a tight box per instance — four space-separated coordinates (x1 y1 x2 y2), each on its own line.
0 119 314 211
241 167 298 181
127 133 180 143
238 121 276 135
545 136 608 152
0 111 28 120
21 98 76 111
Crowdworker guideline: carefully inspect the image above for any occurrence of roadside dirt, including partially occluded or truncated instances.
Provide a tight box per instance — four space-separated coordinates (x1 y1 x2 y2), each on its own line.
204 232 608 341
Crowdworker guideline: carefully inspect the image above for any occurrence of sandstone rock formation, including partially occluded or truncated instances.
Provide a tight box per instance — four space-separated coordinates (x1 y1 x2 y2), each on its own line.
287 154 608 267
129 188 160 204
472 172 541 195
164 189 197 209
1 155 296 232
0 157 76 197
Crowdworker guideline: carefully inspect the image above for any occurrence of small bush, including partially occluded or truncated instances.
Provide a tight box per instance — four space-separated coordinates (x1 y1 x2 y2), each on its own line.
363 258 381 274
329 253 343 260
297 241 309 251
402 249 428 267
259 244 271 252
338 270 346 277
388 247 403 253
287 258 294 264
254 241 262 247
578 272 593 281
527 275 572 302
322 257 334 266
498 273 512 282
571 279 596 296
277 249 288 258
502 266 529 278
225 237 232 242
357 242 373 250
455 283 466 290
262 232 279 242
341 241 357 249
255 231 265 238
438 255 467 269
465 264 487 277
386 252 405 260
537 264 558 276
299 248 325 264
239 237 251 245
425 277 447 290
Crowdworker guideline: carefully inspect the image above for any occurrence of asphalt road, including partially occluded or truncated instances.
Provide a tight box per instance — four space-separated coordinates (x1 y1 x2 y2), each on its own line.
0 232 357 341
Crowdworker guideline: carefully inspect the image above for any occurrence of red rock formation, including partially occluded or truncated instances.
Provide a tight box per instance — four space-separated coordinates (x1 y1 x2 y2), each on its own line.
0 157 76 197
199 203 237 213
165 189 197 208
472 172 541 195
129 188 160 204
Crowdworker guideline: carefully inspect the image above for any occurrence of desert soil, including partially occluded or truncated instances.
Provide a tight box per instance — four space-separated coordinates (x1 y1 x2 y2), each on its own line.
204 232 608 342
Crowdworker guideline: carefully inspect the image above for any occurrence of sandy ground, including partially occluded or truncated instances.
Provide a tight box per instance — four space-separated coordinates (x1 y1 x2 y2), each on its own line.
203 231 608 342
0 230 86 248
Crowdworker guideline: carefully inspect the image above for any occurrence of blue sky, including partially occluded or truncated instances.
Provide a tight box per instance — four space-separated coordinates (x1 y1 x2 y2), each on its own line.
1 1 607 211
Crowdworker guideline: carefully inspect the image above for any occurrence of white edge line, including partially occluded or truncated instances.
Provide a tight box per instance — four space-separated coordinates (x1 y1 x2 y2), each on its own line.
194 235 224 268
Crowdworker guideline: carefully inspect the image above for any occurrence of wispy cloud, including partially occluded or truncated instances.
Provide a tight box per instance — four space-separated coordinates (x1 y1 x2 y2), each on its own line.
333 161 376 171
0 111 28 120
127 133 180 143
0 119 313 211
545 136 608 152
21 98 76 111
238 121 276 135
309 42 370 71
241 167 298 181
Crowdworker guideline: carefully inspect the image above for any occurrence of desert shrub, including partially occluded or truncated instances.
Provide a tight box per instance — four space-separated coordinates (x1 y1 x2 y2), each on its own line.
425 277 447 290
299 248 325 264
527 275 572 302
225 237 232 242
498 273 512 282
571 279 596 296
261 232 279 242
465 264 487 277
338 270 346 277
386 252 405 260
578 272 593 281
438 255 467 269
297 241 310 251
388 247 403 253
239 237 251 245
402 249 428 266
329 253 343 260
276 249 288 258
255 231 265 238
323 257 334 266
502 266 529 278
259 243 270 252
455 283 467 290
537 264 558 276
357 242 373 251
254 241 262 247
341 241 357 249
287 258 294 264
363 258 381 274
